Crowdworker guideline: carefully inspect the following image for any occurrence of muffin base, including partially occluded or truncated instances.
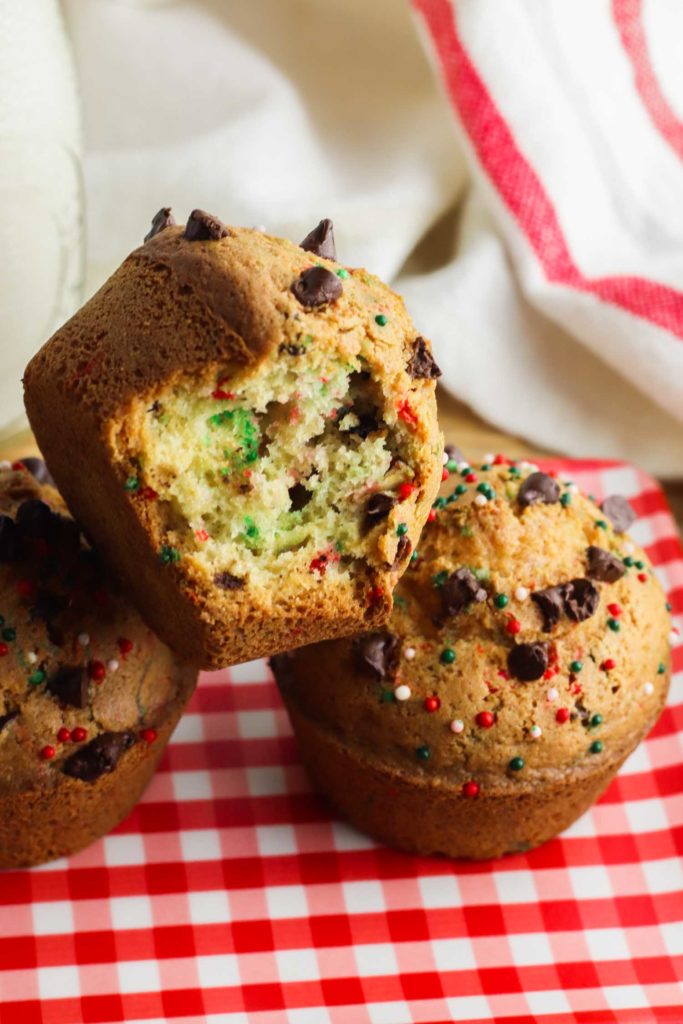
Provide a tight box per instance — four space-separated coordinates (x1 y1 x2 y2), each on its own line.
0 694 191 870
282 688 668 860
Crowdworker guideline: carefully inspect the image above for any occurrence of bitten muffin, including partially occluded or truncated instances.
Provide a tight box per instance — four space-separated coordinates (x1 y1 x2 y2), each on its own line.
0 460 196 868
24 213 442 669
273 454 673 859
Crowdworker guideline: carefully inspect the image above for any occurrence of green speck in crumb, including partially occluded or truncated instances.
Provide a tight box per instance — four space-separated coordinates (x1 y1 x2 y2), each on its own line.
666 601 672 612
29 670 46 685
336 268 349 279
473 567 490 581
658 662 666 674
595 519 608 530
244 516 259 539
590 740 603 754
440 647 456 665
159 545 181 565
335 540 345 553
394 595 408 609
410 550 419 562
432 570 449 588
124 476 139 492
375 314 388 326
2 627 16 642
460 526 474 537
560 493 572 507
380 689 395 703
396 523 408 536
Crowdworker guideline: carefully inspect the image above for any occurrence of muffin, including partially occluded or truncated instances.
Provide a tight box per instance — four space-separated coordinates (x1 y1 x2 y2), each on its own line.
24 212 442 668
273 455 672 859
0 459 196 868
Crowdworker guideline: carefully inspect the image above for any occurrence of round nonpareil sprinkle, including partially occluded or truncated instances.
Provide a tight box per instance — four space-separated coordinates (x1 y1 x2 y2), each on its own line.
590 714 602 729
474 494 488 507
140 728 157 744
72 727 87 743
27 652 37 665
394 684 411 701
570 660 583 673
476 710 495 729
398 482 415 502
515 586 529 601
494 594 509 609
556 707 570 724
590 740 603 754
658 662 666 674
462 780 479 798
547 687 559 702
416 745 431 761
450 719 464 734
506 618 522 635
601 659 616 671
403 647 416 660
57 727 71 743
530 724 542 739
78 633 90 647
643 682 654 695
509 756 525 772
424 696 441 713
107 659 120 673
2 628 15 642
375 314 388 326
40 745 55 760
440 647 456 665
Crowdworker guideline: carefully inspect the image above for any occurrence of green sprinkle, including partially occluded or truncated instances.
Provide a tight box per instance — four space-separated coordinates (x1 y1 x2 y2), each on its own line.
460 526 474 538
244 517 259 539
460 466 472 477
440 647 456 665
416 745 431 761
433 497 447 510
595 520 608 530
635 560 645 570
560 493 572 507
473 568 490 581
446 459 459 473
508 466 521 477
432 570 449 588
29 670 45 686
2 627 15 642
410 550 419 562
375 314 388 326
476 483 489 494
380 689 395 703
607 618 621 632
509 757 525 772
396 523 408 537
159 545 181 565
589 740 603 755
454 483 467 496
124 476 139 492
570 660 583 674
480 463 491 472
623 556 635 567
658 662 666 674
666 601 672 612
494 594 509 609
336 268 349 279
590 714 603 729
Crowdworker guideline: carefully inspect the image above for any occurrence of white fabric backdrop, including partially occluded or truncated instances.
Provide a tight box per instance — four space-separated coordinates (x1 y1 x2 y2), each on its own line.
59 0 683 475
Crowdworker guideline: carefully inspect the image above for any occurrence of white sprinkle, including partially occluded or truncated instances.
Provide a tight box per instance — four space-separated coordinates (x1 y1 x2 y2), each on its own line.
456 461 469 472
483 453 494 464
643 682 654 696
0 460 10 471
403 647 416 660
27 651 38 664
474 494 488 507
253 224 267 233
442 451 449 465
530 724 542 739
450 719 464 734
567 484 579 495
394 684 411 702
547 687 559 702
669 628 679 645
515 586 529 602
519 461 539 473
78 633 90 647
107 659 120 673
622 541 636 556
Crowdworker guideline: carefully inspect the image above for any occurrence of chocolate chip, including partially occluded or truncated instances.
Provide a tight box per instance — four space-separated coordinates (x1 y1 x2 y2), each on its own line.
299 219 336 260
517 472 560 508
288 483 312 511
291 266 343 307
508 642 549 681
214 572 245 591
444 444 464 463
601 495 636 534
356 631 401 679
531 586 565 632
562 578 600 622
391 535 411 570
343 412 382 439
0 516 21 562
586 546 625 583
19 457 54 487
16 499 53 537
364 493 396 531
46 665 89 708
144 206 176 243
184 209 229 242
0 709 18 734
574 698 590 724
407 337 441 380
441 568 487 617
62 731 135 783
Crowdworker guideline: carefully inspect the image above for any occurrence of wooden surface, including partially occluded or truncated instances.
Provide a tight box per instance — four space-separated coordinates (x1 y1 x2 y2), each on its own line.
4 389 682 529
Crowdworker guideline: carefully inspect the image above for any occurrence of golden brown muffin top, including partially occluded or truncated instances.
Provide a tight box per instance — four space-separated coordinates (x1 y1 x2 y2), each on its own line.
274 456 672 793
0 461 194 792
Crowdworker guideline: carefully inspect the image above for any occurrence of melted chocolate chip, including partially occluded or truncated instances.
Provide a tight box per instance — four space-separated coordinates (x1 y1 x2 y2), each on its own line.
46 665 89 708
0 516 21 562
20 457 54 487
441 568 487 617
517 472 560 508
364 493 396 531
288 483 312 511
444 444 464 463
342 411 382 439
0 709 18 734
601 495 636 534
214 572 246 591
586 546 625 583
62 731 135 783
299 219 336 260
184 209 229 241
574 698 590 724
356 631 401 679
531 586 565 632
407 337 442 380
16 499 53 537
562 578 600 622
291 266 343 307
508 642 549 681
144 206 176 243
391 535 411 570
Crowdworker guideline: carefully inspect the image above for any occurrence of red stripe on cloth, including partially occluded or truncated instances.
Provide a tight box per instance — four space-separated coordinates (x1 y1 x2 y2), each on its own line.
412 0 683 339
613 0 683 161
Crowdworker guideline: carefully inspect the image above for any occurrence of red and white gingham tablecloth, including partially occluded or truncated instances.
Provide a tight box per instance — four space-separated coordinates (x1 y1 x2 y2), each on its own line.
1 460 682 1024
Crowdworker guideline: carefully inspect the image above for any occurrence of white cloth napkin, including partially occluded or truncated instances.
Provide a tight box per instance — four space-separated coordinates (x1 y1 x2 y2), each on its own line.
60 0 683 475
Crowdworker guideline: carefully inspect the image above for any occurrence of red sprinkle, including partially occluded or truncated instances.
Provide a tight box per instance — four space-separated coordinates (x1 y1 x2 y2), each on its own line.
140 728 157 744
16 579 35 599
398 482 415 502
441 467 449 481
424 696 441 713
309 553 329 575
462 780 480 798
601 658 616 672
506 617 522 636
118 637 133 656
88 660 106 682
556 707 570 724
497 669 510 680
476 710 495 729
11 461 25 471
211 388 235 400
40 745 55 760
493 454 506 465
141 487 158 501
0 644 8 657
427 509 437 523
465 473 477 483
638 573 648 583
397 400 418 427
195 529 209 543
367 586 384 606
72 727 87 743
57 727 71 743
607 603 622 617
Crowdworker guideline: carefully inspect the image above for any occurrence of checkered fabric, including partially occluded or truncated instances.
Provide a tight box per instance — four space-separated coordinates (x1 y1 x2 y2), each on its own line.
0 461 682 1024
